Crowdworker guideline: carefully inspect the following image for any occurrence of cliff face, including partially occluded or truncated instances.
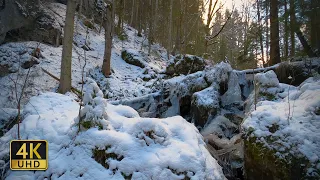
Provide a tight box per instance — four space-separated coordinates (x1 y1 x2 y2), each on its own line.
0 0 41 42
0 1 66 46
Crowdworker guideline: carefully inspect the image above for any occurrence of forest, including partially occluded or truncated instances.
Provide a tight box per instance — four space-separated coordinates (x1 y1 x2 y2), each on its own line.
0 0 319 179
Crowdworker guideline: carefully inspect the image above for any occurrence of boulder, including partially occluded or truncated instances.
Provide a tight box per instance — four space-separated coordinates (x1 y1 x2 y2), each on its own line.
275 61 313 86
242 77 320 180
191 86 220 127
121 49 146 68
0 0 41 44
5 3 64 46
166 54 205 76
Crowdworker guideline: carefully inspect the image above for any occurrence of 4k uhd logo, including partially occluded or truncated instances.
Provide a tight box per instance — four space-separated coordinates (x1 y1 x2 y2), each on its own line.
10 140 48 170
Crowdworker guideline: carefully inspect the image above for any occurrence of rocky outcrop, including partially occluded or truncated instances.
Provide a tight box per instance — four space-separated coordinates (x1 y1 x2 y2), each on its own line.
0 0 41 44
121 49 146 68
166 54 206 76
0 2 64 46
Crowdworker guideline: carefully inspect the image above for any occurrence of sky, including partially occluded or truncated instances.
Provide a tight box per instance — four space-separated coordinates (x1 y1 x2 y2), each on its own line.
203 0 254 25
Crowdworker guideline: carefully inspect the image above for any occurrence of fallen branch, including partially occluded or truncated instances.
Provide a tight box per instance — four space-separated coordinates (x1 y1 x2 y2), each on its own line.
41 68 82 98
234 64 279 74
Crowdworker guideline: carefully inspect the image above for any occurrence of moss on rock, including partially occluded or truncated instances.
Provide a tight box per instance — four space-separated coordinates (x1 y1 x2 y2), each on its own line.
244 134 318 180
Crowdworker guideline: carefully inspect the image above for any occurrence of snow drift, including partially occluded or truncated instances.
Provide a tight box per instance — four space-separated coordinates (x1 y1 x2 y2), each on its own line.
0 80 226 180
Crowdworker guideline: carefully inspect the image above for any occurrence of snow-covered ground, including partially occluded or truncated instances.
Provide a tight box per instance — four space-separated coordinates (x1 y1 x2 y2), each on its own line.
0 80 226 180
0 3 169 109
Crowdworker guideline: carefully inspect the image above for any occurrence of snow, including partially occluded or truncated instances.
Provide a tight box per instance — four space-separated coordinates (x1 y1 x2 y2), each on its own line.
0 90 225 179
242 76 320 175
255 70 279 87
192 86 220 109
204 62 232 85
201 116 238 139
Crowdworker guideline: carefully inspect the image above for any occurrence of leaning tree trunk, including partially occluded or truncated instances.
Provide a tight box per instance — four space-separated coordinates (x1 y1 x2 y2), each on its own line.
59 0 76 94
270 0 281 65
295 26 317 58
102 2 113 77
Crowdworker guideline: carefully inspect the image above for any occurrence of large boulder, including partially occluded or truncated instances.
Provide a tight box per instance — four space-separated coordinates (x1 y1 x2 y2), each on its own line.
14 3 65 46
166 54 206 76
242 77 320 180
274 59 320 86
191 86 220 127
0 0 41 44
121 49 146 68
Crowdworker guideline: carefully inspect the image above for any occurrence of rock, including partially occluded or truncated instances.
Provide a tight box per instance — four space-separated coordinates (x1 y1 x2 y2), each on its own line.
243 134 314 180
0 0 41 44
255 70 279 87
166 54 205 76
201 115 238 139
191 86 220 127
21 57 39 69
121 49 146 68
224 113 244 126
275 61 311 86
221 71 243 107
0 108 18 137
204 62 232 85
7 3 64 46
0 64 10 77
161 72 209 118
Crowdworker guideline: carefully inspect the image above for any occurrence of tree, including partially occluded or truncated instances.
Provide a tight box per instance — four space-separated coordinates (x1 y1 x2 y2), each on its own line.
310 0 320 53
289 0 295 57
102 1 114 77
270 0 281 65
284 0 289 60
257 0 265 65
59 0 76 94
167 0 173 59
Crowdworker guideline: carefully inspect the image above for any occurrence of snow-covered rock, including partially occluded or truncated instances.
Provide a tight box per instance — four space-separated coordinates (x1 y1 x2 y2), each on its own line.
166 54 206 76
191 86 220 127
121 49 146 68
255 70 279 87
0 92 226 179
204 62 232 85
242 77 320 180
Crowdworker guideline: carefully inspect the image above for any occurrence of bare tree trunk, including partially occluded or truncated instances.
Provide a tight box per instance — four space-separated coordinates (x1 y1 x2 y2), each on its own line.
59 0 76 94
130 0 135 26
310 0 320 52
102 2 113 77
270 0 281 65
257 0 265 65
167 0 173 59
148 0 153 54
137 0 142 37
116 0 124 35
290 0 295 57
265 0 270 65
284 0 289 60
79 0 83 15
